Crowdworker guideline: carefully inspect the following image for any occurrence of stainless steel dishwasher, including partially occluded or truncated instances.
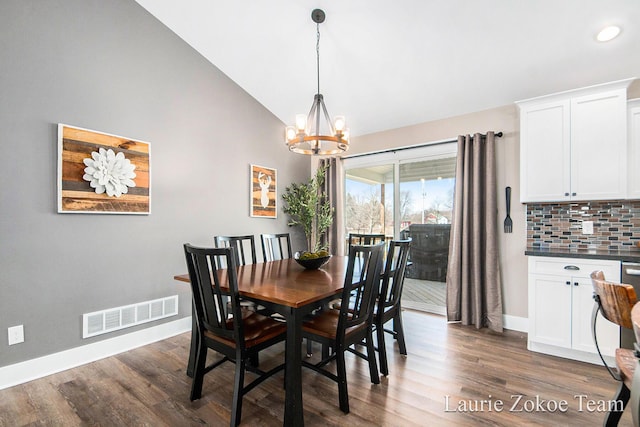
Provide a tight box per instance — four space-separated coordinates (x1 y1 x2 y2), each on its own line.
621 262 640 349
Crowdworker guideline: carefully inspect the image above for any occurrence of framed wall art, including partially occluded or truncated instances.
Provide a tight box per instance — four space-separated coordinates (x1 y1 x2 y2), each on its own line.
57 124 151 214
250 164 277 218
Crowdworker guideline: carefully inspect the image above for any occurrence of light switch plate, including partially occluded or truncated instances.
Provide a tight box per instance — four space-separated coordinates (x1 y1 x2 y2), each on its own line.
8 325 24 345
582 220 594 235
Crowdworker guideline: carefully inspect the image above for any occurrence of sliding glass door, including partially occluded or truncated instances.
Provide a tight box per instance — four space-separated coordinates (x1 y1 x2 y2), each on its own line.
343 143 457 315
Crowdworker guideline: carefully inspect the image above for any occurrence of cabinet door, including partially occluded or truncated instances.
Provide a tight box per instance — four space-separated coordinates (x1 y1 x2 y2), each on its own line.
529 274 571 347
628 101 640 198
570 89 627 201
571 277 618 356
519 100 571 202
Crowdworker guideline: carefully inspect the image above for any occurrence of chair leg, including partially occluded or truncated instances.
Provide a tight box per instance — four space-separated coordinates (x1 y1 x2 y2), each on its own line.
230 358 246 427
366 330 380 385
336 348 350 414
306 339 313 357
604 382 630 427
377 323 389 376
189 340 207 401
394 312 407 355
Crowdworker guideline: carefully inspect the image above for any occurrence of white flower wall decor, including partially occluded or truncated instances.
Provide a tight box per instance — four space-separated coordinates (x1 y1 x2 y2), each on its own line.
83 147 137 197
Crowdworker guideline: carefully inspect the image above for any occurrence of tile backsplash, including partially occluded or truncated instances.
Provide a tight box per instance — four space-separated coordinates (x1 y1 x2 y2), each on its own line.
526 200 640 250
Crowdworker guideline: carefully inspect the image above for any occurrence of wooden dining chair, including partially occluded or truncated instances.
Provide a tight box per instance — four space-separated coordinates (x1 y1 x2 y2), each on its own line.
260 233 292 262
301 242 385 414
347 233 385 253
591 270 638 426
214 235 262 314
183 244 286 427
214 235 257 266
375 238 411 376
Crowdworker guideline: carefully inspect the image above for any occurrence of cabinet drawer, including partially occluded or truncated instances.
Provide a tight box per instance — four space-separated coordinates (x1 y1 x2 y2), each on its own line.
528 256 620 280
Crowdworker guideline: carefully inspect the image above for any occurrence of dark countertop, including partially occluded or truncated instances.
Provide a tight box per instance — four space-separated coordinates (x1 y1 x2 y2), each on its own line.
525 247 640 263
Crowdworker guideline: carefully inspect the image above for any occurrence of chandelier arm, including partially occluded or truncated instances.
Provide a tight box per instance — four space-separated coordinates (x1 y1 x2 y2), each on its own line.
318 96 336 135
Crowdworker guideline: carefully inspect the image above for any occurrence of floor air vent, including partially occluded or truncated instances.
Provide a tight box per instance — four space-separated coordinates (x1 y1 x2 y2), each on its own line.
83 295 179 339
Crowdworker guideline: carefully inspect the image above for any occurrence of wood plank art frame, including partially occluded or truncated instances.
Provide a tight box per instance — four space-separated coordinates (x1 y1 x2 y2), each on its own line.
250 164 277 218
57 124 151 214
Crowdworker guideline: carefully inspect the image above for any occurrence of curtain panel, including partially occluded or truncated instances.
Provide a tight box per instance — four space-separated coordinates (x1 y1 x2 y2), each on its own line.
446 132 503 332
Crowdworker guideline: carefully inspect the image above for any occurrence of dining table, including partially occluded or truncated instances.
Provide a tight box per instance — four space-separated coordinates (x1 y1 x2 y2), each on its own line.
174 256 349 426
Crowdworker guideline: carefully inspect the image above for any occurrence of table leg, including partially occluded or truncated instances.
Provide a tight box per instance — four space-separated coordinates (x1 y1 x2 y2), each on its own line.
284 307 304 426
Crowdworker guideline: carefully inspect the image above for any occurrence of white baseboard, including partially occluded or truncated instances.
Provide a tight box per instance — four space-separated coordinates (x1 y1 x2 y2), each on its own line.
0 316 191 391
503 314 528 333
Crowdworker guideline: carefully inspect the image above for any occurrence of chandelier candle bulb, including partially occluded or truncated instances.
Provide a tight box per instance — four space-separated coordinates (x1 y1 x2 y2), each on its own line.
295 114 307 132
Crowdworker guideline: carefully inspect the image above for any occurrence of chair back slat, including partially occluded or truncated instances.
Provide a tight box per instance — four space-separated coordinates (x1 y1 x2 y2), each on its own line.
214 235 257 267
184 244 242 345
591 270 637 329
260 233 293 262
338 243 384 336
380 239 412 310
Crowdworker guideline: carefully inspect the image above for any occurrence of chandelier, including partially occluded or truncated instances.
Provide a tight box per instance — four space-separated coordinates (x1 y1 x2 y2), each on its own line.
285 9 349 155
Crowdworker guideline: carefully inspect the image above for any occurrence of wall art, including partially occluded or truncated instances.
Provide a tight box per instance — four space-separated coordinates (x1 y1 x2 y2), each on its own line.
250 164 277 218
57 124 150 214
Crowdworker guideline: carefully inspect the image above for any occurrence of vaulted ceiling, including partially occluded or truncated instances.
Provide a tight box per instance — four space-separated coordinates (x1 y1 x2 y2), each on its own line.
135 0 640 137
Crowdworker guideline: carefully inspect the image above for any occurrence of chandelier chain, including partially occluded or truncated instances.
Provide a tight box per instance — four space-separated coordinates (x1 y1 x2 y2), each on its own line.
316 22 320 95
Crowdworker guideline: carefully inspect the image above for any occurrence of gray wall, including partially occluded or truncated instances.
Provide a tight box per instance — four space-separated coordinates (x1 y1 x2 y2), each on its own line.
0 0 308 367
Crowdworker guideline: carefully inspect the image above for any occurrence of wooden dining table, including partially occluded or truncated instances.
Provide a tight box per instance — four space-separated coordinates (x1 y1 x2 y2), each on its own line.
174 256 349 426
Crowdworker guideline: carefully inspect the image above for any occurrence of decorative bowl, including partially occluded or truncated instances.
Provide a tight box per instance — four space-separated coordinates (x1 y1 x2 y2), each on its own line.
294 252 331 270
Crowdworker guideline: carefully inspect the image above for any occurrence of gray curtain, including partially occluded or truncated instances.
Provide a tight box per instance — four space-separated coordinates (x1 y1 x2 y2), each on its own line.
319 158 345 256
446 132 503 332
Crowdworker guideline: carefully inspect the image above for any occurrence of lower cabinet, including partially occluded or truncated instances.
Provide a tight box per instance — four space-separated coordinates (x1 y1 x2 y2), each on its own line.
528 256 620 364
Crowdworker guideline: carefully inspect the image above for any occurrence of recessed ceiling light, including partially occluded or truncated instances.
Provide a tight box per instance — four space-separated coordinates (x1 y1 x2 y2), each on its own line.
596 25 621 42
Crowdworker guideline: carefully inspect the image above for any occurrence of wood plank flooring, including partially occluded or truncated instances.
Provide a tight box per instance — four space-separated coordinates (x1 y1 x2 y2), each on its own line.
402 279 446 315
0 310 633 426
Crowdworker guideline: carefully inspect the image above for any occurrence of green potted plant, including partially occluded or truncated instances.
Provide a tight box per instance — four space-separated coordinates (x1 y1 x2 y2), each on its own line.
282 165 333 263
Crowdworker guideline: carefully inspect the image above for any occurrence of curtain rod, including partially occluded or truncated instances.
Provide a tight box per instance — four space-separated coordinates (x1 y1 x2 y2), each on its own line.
344 132 503 159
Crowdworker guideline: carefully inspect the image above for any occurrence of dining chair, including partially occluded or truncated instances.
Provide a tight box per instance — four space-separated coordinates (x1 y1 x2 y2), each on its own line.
375 238 412 376
183 243 286 427
214 235 257 266
260 233 293 262
215 234 262 315
347 233 386 253
301 242 385 414
591 270 638 426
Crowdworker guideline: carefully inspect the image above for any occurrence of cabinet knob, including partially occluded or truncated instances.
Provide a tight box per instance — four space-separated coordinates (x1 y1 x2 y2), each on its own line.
574 282 579 286
564 265 580 271
566 281 571 285
564 192 570 196
572 192 576 197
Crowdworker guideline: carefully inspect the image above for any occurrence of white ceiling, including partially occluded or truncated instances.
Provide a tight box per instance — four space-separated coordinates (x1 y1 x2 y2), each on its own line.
134 0 640 137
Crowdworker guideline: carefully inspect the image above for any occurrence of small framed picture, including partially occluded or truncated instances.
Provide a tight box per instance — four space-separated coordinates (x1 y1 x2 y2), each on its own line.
250 164 277 218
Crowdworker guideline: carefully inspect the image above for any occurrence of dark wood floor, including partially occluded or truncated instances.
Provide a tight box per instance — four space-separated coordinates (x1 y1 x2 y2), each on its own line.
0 310 632 426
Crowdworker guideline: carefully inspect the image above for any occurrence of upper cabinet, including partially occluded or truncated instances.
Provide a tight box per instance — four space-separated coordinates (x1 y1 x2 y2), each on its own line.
629 99 640 199
517 79 634 203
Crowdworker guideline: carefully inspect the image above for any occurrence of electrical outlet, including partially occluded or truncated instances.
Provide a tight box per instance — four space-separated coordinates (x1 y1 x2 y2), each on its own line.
582 220 594 235
8 325 24 345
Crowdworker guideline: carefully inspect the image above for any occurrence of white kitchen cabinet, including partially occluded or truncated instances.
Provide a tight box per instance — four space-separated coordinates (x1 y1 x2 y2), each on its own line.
628 99 640 199
528 256 620 364
517 79 633 203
